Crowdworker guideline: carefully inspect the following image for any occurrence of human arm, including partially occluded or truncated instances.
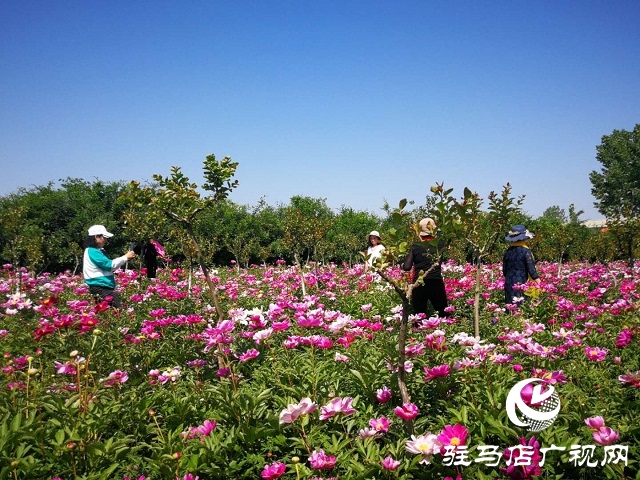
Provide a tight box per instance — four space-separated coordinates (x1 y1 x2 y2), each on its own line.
524 250 539 281
401 247 414 271
86 247 130 271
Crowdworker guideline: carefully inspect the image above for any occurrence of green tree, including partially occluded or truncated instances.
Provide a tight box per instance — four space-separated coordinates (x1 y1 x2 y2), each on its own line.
121 154 239 320
589 124 640 267
0 179 126 273
325 207 381 266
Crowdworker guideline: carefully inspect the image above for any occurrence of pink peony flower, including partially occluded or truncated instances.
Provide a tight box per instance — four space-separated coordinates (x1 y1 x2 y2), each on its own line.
369 416 390 433
309 449 336 470
405 433 442 465
376 385 392 403
103 370 128 387
394 403 419 421
619 371 640 388
261 461 286 479
381 455 400 471
54 361 77 375
319 397 356 420
238 348 260 362
616 329 633 347
593 426 619 445
584 416 605 430
437 423 469 449
584 346 608 362
279 397 318 424
423 364 451 382
502 436 542 479
196 419 217 437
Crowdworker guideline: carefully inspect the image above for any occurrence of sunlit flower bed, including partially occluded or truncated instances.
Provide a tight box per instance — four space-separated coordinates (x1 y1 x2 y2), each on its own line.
0 260 638 479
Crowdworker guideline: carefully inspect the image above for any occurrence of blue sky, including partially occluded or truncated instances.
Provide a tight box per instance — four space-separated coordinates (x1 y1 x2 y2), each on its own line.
1 1 639 220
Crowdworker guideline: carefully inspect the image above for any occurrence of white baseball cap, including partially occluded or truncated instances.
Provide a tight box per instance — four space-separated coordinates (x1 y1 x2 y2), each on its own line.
87 225 114 238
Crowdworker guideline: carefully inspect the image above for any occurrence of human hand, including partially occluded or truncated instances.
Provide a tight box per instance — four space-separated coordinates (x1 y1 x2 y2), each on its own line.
126 251 136 260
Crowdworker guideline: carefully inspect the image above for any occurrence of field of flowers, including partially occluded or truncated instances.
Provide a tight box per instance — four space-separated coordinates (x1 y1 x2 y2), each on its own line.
1 260 639 480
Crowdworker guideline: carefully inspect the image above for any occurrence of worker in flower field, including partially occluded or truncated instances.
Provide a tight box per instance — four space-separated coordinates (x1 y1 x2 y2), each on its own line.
365 230 386 270
502 224 540 306
402 218 449 318
83 225 135 308
133 239 162 279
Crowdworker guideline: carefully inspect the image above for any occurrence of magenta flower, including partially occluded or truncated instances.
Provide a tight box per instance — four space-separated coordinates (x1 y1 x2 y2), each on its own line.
394 403 419 421
369 416 390 433
593 426 620 445
150 239 166 258
54 361 77 375
619 371 640 388
103 370 128 387
309 449 336 470
502 436 542 479
584 416 605 430
423 364 451 382
319 397 356 420
532 368 567 385
261 461 286 479
279 397 318 424
584 346 608 361
196 419 217 437
376 385 392 403
405 433 442 465
182 419 217 441
437 423 469 449
238 348 260 362
381 455 400 471
616 329 633 347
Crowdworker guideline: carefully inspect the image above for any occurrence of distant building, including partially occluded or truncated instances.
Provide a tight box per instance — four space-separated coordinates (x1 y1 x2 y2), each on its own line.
582 219 607 229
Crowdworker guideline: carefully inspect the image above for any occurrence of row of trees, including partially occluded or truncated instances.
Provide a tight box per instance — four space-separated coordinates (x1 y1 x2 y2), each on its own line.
1 123 638 274
0 172 629 275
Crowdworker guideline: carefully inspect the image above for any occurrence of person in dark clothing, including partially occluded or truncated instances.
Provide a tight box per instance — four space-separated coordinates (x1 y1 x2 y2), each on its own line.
402 218 449 318
134 241 159 279
503 224 540 305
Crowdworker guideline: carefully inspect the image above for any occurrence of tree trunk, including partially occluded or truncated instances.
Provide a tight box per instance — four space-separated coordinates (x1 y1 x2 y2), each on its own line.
294 253 307 297
185 224 224 321
474 259 481 339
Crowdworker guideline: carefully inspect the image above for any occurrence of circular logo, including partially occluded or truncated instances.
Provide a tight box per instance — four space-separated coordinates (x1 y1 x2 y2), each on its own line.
506 378 560 432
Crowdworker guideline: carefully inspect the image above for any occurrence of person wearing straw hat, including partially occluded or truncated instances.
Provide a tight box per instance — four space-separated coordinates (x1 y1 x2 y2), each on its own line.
502 224 540 306
365 230 386 270
401 218 449 318
83 225 136 308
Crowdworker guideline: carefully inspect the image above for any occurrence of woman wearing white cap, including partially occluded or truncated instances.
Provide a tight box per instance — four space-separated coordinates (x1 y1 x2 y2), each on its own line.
83 225 135 308
365 230 386 270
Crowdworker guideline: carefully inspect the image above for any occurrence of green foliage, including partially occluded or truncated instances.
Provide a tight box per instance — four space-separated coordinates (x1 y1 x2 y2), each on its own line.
281 196 335 265
0 179 127 274
0 260 639 478
590 124 640 266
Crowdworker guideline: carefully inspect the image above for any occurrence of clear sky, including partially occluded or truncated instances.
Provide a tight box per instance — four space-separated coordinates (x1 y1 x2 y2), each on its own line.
1 1 639 220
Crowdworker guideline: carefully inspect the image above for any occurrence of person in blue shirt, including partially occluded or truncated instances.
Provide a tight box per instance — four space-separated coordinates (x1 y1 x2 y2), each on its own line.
83 225 135 308
503 224 540 306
